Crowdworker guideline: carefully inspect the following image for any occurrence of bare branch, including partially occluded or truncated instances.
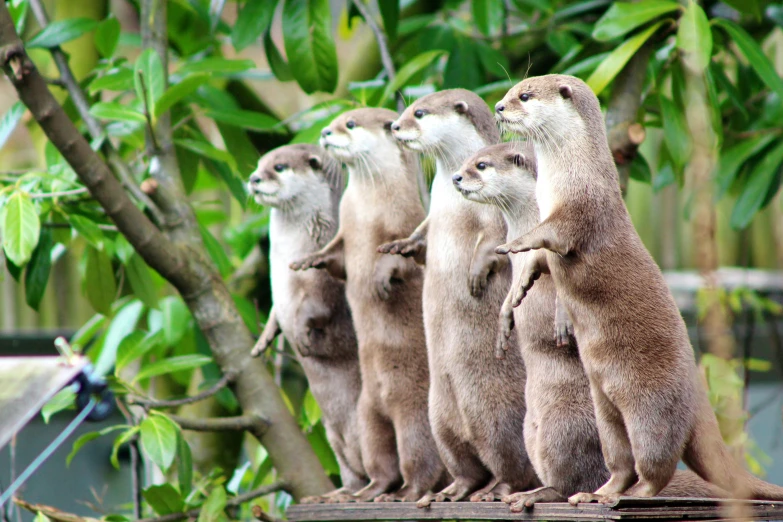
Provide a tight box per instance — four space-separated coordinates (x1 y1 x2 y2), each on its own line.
252 505 284 522
29 187 89 199
42 222 118 232
130 371 236 408
168 414 271 437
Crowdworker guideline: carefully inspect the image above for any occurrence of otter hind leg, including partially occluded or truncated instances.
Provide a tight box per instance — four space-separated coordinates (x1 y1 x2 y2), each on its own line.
391 408 448 502
353 400 401 502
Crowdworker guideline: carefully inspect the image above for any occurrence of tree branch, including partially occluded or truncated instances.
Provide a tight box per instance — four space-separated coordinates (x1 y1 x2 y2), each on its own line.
42 222 118 232
251 505 284 522
168 414 271 437
30 187 88 199
130 371 236 408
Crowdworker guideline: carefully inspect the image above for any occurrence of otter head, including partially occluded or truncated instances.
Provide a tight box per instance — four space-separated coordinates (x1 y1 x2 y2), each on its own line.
495 74 599 143
319 108 400 166
452 142 537 206
248 144 338 208
390 89 499 153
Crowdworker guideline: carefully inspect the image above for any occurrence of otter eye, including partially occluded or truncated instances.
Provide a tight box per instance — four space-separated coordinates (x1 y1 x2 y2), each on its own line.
346 121 356 129
414 110 425 119
274 164 286 172
477 162 486 170
519 93 530 102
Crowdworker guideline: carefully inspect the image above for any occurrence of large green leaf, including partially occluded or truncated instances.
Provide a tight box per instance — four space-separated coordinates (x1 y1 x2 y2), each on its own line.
380 0 399 41
134 49 166 117
231 0 278 51
174 139 236 169
84 246 116 315
263 30 294 82
66 426 128 466
0 101 25 151
125 253 158 309
88 68 135 94
110 426 140 469
199 224 233 278
659 95 690 169
41 388 75 423
592 0 679 41
282 0 339 94
134 355 212 383
177 435 193 496
143 484 184 516
94 15 120 58
177 58 255 76
115 330 157 372
3 192 40 266
730 141 783 230
586 20 664 95
68 214 105 248
203 159 248 207
24 227 52 310
159 295 191 346
713 19 783 101
94 300 144 376
89 102 146 124
204 108 280 132
154 74 211 117
197 487 227 522
380 50 446 104
27 17 98 49
140 415 179 471
676 0 711 72
715 135 776 198
472 0 504 37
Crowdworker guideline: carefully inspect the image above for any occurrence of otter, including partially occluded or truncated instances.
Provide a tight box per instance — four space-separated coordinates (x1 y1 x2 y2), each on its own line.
453 142 730 510
247 144 366 502
493 74 783 503
290 108 447 502
378 89 539 507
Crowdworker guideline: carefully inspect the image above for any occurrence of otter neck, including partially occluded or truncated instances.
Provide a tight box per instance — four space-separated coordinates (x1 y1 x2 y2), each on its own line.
345 150 419 199
499 194 540 240
271 193 337 248
433 127 491 175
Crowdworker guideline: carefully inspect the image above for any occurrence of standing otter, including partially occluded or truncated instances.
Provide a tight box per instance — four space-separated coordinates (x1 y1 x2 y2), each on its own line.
453 142 730 510
378 89 539 506
291 108 447 502
494 74 783 503
247 144 367 502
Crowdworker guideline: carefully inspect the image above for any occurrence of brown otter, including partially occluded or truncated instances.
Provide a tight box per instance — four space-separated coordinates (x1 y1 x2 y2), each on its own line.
493 74 783 503
290 108 447 502
247 144 367 502
378 89 539 506
453 142 730 510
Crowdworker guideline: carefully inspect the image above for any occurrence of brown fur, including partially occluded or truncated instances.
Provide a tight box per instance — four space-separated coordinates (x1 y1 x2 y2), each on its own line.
380 90 539 506
248 145 366 502
454 142 730 510
494 74 783 503
291 109 447 502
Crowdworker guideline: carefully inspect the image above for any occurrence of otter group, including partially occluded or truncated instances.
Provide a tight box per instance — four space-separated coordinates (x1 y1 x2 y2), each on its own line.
247 74 783 509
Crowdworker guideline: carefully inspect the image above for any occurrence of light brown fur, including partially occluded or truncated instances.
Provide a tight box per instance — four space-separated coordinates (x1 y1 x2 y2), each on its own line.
291 109 447 502
379 90 539 506
494 74 783 503
248 144 366 502
454 142 729 510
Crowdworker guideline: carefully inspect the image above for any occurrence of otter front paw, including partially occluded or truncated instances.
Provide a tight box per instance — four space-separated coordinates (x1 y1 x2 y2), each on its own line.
496 302 515 359
496 236 537 255
373 274 394 301
378 236 425 259
554 307 574 348
250 329 277 357
290 253 327 271
469 266 491 297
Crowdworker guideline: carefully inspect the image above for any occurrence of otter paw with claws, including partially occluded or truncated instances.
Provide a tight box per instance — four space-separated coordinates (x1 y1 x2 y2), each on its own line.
250 330 277 357
289 253 326 272
378 237 424 258
568 492 617 506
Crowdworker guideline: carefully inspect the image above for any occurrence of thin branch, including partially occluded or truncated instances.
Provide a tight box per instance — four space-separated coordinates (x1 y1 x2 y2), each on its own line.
251 505 284 522
168 414 271 437
130 371 236 408
42 222 118 232
135 482 289 522
137 71 160 151
27 0 166 227
29 187 89 199
114 399 143 519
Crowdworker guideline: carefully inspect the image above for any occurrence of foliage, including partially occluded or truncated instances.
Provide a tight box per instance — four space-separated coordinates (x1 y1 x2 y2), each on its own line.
1 0 782 519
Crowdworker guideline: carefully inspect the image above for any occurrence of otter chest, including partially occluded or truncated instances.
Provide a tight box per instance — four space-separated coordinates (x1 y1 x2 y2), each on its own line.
535 152 556 221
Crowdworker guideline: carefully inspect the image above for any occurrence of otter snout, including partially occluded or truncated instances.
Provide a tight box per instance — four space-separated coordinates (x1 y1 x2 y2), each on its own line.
321 128 332 137
495 102 504 113
452 173 463 184
391 122 400 131
249 173 262 185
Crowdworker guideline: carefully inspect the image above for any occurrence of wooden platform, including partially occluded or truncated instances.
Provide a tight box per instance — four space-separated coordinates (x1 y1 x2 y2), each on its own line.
286 497 783 521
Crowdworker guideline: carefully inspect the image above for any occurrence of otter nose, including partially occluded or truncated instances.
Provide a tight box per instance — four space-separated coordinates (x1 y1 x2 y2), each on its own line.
495 103 505 113
249 174 261 185
321 128 332 137
391 123 400 131
452 173 463 184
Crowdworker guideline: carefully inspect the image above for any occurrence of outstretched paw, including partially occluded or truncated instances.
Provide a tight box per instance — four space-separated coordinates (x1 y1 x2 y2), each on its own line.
290 253 326 272
568 492 618 506
378 236 425 259
496 236 536 255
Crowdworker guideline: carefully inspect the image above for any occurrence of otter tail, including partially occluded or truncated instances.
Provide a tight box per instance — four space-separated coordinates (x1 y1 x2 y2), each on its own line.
683 392 783 500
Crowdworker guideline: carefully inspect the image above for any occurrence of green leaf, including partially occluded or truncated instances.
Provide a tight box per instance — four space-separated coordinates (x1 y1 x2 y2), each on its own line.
303 388 322 427
592 0 679 41
89 102 146 124
173 139 236 169
586 20 664 95
95 15 120 58
203 159 248 207
714 19 783 101
723 0 761 19
88 68 135 94
730 141 783 230
198 487 227 522
160 295 190 346
475 40 510 78
3 192 40 266
154 74 211 118
27 17 98 49
143 484 184 516
67 425 128 466
204 108 280 132
676 0 711 72
0 101 25 151
715 135 775 198
380 0 399 41
139 415 179 471
68 214 105 248
125 254 158 309
41 388 75 423
9 0 28 35
94 300 144 376
115 330 161 372
110 427 139 469
305 422 340 475
134 49 166 116
263 30 294 82
659 95 691 169
282 0 339 94
381 50 446 104
177 435 193 496
472 0 504 37
84 245 116 315
177 58 255 76
629 153 652 184
134 355 211 383
444 35 481 89
199 224 233 278
70 313 106 352
232 0 278 51
24 227 52 310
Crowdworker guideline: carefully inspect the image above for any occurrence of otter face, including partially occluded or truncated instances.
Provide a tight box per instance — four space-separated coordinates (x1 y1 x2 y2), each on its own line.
248 145 331 207
452 143 536 205
319 108 399 164
494 75 583 140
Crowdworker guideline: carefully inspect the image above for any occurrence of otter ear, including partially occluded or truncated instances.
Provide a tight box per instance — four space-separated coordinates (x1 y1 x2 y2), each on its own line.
507 153 524 167
559 84 573 99
454 101 469 114
383 120 393 132
308 155 322 170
